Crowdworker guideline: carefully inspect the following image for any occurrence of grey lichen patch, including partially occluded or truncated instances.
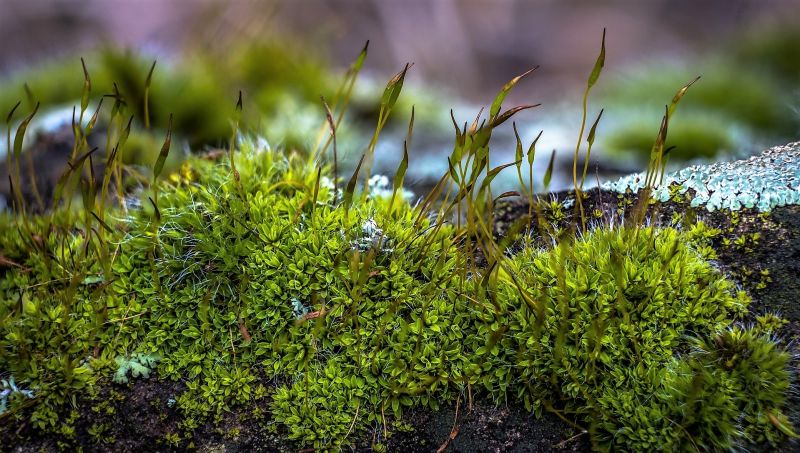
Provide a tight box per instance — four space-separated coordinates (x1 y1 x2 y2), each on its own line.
603 141 800 212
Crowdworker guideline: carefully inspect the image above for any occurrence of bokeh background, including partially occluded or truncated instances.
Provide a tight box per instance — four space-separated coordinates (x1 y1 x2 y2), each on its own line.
2 0 798 99
2 0 800 195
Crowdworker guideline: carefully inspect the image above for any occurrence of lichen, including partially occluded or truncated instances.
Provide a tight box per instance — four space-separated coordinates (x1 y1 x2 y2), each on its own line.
112 353 160 384
603 141 800 212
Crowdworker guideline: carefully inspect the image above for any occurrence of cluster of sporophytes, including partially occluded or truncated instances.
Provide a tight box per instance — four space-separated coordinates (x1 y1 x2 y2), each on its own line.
0 37 796 451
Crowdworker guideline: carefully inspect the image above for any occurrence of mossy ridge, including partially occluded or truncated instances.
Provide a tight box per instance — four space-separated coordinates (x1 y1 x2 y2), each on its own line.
110 143 794 451
4 141 791 450
0 44 443 166
1 49 796 452
596 54 798 163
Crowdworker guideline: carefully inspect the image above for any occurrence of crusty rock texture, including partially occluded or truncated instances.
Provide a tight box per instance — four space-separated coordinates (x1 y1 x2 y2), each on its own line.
604 141 800 212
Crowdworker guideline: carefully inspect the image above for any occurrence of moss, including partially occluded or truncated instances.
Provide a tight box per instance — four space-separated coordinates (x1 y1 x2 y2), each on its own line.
122 144 469 447
685 220 721 260
493 226 791 450
0 45 332 148
6 132 792 450
108 146 790 449
0 50 796 452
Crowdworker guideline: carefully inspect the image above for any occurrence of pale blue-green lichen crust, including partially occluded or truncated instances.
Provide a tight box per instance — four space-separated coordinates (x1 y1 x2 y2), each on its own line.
602 141 800 212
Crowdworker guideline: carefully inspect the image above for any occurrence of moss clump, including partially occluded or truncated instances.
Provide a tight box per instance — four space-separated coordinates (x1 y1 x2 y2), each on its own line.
1 143 794 451
490 226 791 451
7 129 792 450
101 139 469 446
0 213 104 428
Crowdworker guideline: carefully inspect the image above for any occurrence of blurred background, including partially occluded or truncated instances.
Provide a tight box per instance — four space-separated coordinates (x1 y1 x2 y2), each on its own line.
1 0 799 200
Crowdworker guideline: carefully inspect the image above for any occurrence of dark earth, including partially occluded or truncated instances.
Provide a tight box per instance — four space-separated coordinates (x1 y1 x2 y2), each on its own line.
2 134 799 452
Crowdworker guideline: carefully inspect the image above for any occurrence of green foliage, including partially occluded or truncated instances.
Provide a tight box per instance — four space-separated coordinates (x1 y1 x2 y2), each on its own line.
605 111 736 160
542 198 569 223
271 358 362 447
682 326 795 445
490 226 790 451
0 214 103 429
0 45 331 148
685 220 721 260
